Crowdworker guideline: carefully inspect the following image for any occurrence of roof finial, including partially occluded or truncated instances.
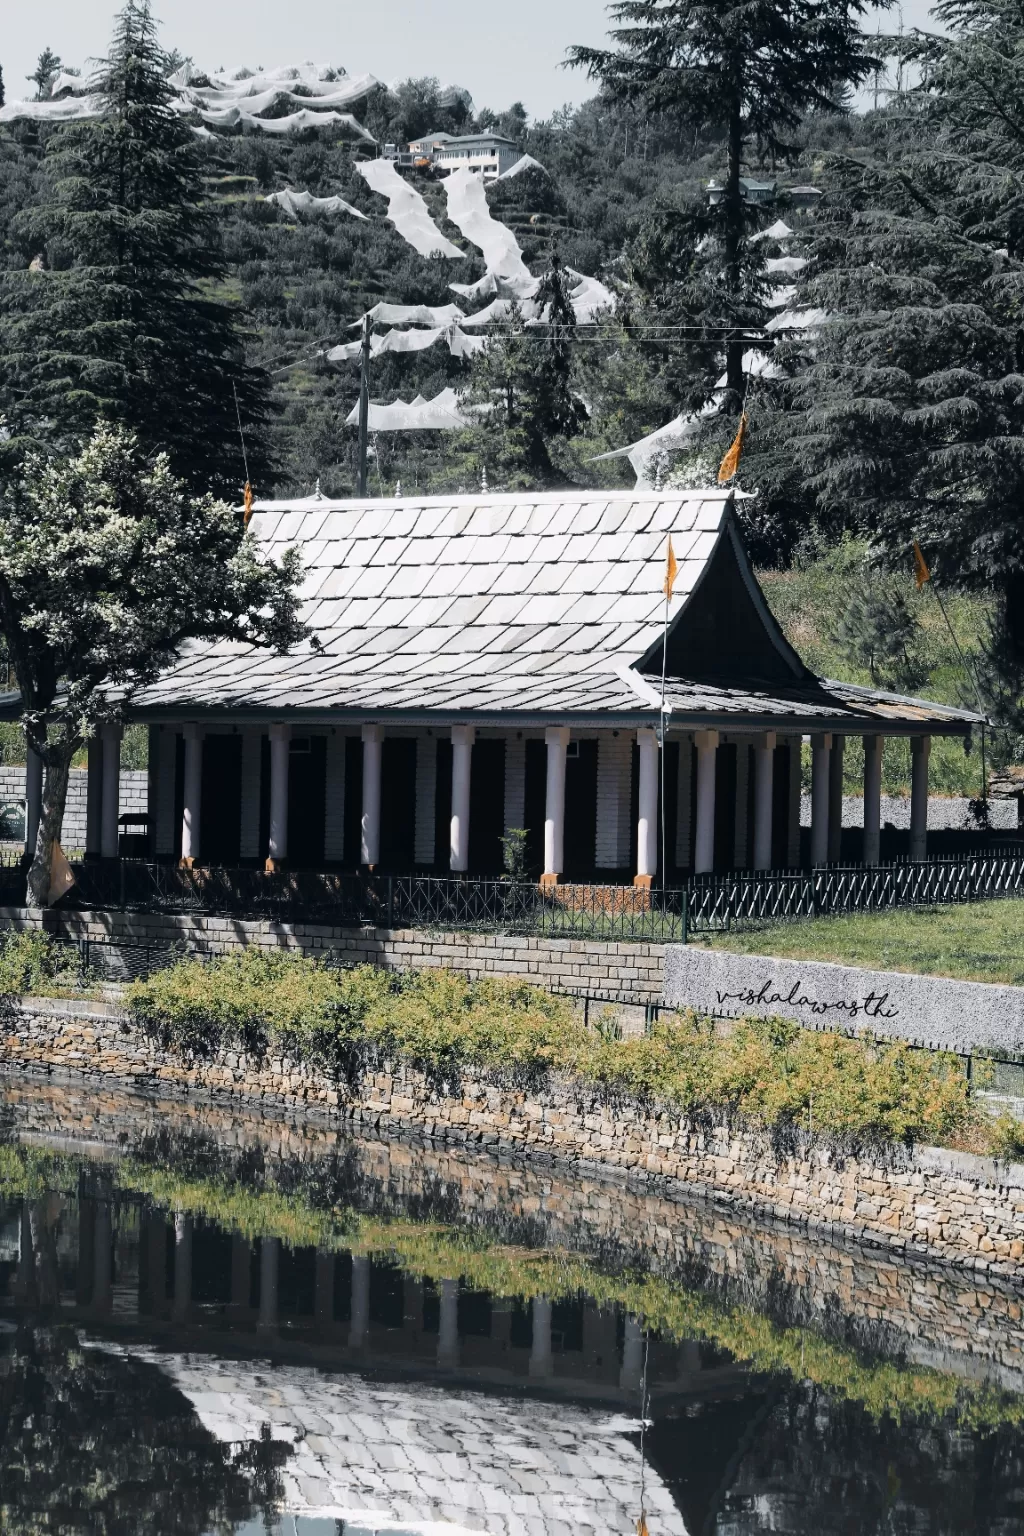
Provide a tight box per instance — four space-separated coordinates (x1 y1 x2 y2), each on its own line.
314 476 323 501
481 463 489 494
652 461 663 493
395 480 402 498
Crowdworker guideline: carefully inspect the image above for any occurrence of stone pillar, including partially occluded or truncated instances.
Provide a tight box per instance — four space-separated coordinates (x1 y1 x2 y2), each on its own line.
450 725 475 873
360 724 382 868
172 1212 191 1323
752 732 776 871
180 724 202 866
619 1314 644 1394
437 1277 460 1368
910 734 931 861
24 748 43 861
349 1254 370 1350
635 727 659 888
86 736 103 860
266 723 289 871
529 1295 553 1379
693 730 719 874
542 726 570 886
810 734 832 866
257 1237 279 1334
100 723 122 859
862 734 883 866
827 734 845 863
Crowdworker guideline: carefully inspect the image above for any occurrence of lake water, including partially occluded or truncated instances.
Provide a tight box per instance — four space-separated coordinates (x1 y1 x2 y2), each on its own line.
1 1073 1023 1535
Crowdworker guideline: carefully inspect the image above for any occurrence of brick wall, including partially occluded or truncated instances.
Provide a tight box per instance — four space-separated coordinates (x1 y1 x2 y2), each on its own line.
0 767 148 849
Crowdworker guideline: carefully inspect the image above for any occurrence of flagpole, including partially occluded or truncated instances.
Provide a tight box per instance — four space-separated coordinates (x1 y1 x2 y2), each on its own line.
660 580 670 890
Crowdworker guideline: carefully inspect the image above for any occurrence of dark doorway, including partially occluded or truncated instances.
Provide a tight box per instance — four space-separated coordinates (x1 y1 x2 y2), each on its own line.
665 739 680 880
343 736 363 866
172 733 185 861
200 734 242 865
772 742 792 868
564 740 598 877
433 738 453 870
469 738 506 874
380 738 416 870
523 740 546 876
288 735 326 867
714 743 738 871
743 744 756 869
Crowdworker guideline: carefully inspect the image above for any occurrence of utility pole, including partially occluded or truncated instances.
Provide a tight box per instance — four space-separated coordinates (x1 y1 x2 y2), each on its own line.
357 312 370 498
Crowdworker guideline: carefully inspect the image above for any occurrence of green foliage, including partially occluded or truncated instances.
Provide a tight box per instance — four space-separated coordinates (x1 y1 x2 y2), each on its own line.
126 947 976 1147
832 567 927 692
988 1110 1024 1162
500 827 529 881
0 931 81 994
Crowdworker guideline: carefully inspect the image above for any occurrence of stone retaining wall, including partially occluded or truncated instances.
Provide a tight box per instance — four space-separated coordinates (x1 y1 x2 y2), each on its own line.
6 1074 1023 1392
4 997 1024 1277
0 907 666 1006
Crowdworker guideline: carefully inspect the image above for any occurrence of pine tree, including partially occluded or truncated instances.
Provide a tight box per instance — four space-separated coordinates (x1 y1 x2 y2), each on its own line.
28 49 62 101
568 0 884 411
0 2 272 498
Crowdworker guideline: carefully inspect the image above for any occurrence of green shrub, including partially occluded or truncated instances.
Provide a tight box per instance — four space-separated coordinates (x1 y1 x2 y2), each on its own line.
126 950 977 1148
0 932 81 995
987 1111 1024 1163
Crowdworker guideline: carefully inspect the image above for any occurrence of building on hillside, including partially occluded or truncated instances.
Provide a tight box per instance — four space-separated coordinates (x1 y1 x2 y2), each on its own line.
407 130 454 156
64 490 979 883
707 177 777 205
432 133 522 179
788 184 822 210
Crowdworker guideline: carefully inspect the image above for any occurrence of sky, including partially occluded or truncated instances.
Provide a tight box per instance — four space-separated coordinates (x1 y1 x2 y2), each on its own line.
4 0 942 124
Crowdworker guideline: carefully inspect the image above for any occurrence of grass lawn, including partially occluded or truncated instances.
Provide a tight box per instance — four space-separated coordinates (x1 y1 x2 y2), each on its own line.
694 898 1024 986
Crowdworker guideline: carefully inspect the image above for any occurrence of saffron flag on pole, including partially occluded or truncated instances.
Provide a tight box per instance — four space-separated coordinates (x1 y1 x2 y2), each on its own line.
664 535 678 599
717 411 749 484
243 481 254 527
47 841 76 905
913 539 931 590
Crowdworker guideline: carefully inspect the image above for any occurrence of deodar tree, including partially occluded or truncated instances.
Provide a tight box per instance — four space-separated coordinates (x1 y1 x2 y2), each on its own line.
568 0 885 411
0 428 304 907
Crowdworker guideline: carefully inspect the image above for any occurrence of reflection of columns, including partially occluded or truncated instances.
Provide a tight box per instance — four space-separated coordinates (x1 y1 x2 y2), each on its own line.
172 1212 192 1323
100 723 122 859
257 1237 279 1334
620 1314 644 1394
180 724 202 865
542 726 569 885
450 725 475 873
529 1295 553 1379
693 730 719 874
230 1235 251 1315
93 1198 113 1316
315 1251 335 1327
437 1277 460 1368
266 723 290 871
76 1190 95 1306
15 1207 36 1304
25 748 42 860
635 728 658 888
810 734 832 866
827 735 845 863
86 737 103 860
910 735 931 861
349 1255 370 1350
145 1214 168 1316
360 725 382 868
752 733 776 871
862 734 883 867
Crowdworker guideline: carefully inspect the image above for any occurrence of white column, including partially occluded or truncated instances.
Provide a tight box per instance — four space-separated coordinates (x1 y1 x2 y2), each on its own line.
180 724 202 865
810 734 832 866
450 724 475 872
24 748 42 860
542 726 570 885
827 734 845 863
910 734 931 860
693 730 719 874
635 727 659 886
863 734 883 867
266 723 289 869
172 1212 192 1323
360 723 382 867
100 723 122 859
86 736 104 859
752 732 776 871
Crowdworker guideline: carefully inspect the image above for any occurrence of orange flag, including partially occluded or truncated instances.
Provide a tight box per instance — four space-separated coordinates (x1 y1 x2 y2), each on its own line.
243 481 254 526
47 841 76 906
664 535 678 599
717 411 749 483
913 539 931 590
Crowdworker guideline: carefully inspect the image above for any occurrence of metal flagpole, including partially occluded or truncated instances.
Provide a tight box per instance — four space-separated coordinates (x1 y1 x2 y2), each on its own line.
357 313 370 498
660 583 669 889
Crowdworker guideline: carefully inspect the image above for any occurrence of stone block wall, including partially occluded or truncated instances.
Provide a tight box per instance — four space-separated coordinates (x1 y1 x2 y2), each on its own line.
4 997 1024 1277
0 767 148 848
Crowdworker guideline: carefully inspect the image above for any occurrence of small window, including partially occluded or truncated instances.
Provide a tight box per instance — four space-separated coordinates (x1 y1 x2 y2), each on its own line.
566 741 580 759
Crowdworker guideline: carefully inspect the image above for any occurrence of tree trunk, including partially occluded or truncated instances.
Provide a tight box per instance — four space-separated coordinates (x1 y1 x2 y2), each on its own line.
724 93 746 409
26 741 74 909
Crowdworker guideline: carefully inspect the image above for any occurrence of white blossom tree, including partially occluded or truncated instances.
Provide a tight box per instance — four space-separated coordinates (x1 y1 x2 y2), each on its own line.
0 428 305 906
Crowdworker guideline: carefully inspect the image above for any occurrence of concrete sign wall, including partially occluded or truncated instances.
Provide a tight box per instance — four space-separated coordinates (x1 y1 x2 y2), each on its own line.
664 945 1024 1057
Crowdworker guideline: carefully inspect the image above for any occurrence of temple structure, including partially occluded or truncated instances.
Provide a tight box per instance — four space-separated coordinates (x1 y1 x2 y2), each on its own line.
71 488 979 882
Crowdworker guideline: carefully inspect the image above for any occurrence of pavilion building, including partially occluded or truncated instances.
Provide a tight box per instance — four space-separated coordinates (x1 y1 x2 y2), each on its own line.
77 489 979 883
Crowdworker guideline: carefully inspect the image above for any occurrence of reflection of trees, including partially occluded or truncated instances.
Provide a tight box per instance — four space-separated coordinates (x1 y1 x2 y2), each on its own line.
0 1324 290 1535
